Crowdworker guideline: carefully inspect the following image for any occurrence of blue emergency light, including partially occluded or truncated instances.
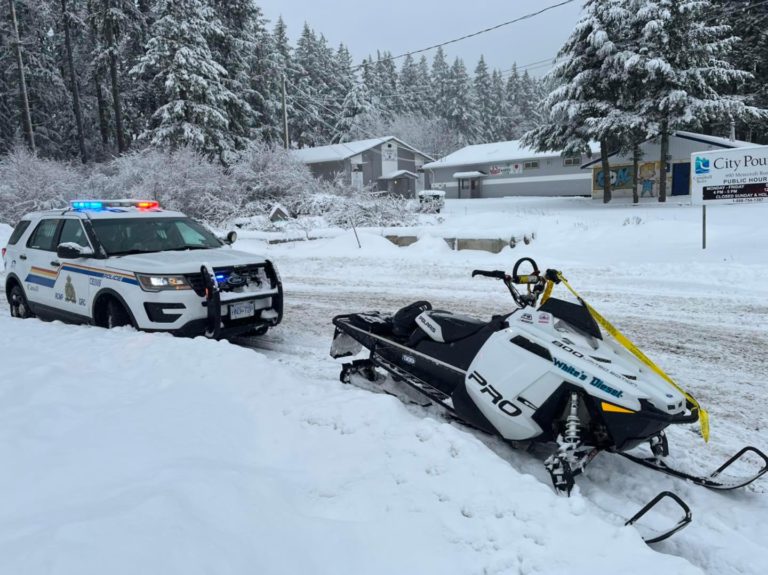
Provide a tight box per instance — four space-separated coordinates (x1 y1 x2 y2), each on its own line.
71 200 104 210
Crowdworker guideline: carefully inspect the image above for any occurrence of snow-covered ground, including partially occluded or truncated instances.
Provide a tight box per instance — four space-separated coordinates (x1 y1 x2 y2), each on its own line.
1 197 766 574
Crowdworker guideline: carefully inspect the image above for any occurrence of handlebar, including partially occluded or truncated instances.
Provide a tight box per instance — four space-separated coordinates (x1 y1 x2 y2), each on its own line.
472 258 562 309
471 269 507 280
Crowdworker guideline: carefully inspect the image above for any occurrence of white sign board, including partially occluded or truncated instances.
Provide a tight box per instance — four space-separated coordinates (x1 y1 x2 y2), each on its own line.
691 146 768 205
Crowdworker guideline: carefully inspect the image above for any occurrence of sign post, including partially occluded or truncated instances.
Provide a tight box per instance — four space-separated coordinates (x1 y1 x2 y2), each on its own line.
691 146 768 249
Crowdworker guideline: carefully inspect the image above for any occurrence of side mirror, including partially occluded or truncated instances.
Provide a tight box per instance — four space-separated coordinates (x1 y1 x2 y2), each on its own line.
57 243 92 259
225 231 237 245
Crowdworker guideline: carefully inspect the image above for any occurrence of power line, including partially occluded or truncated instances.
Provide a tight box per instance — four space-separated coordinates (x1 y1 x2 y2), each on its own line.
350 0 577 71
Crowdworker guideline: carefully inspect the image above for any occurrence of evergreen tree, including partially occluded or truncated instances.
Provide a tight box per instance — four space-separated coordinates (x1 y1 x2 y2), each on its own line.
628 0 759 201
399 53 421 115
473 55 493 141
489 69 508 142
445 57 479 142
522 0 638 203
291 24 329 146
131 0 239 161
430 47 450 119
208 0 264 148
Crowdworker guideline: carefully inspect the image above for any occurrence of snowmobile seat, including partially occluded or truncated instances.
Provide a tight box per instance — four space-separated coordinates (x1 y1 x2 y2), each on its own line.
418 310 487 343
345 311 393 336
392 300 432 339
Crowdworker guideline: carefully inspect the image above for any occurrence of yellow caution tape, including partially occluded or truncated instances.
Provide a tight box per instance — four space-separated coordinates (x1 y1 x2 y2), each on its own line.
554 272 710 442
540 280 555 305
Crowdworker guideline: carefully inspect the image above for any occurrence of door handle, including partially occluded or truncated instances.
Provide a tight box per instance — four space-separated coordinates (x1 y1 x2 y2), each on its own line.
50 261 60 267
19 254 27 260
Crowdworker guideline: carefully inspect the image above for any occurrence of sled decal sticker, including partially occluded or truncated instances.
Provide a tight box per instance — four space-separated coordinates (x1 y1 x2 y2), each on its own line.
469 371 522 417
552 357 624 399
553 340 639 388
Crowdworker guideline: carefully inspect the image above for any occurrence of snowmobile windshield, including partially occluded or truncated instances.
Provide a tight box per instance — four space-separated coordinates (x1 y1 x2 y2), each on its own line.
91 217 223 256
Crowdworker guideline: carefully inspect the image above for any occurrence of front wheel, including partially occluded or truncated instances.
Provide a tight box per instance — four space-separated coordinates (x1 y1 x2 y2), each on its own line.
9 284 35 319
105 299 132 329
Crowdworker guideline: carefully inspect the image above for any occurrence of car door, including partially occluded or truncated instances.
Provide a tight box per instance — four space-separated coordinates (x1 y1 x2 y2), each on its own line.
51 218 95 318
23 218 62 309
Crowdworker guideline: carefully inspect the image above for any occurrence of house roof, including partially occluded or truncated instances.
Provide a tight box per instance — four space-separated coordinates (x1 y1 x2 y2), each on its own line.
380 169 418 179
452 171 487 179
422 140 601 170
292 136 434 164
580 131 757 168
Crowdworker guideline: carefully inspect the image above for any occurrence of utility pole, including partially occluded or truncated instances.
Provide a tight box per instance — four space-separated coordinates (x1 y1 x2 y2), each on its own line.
281 74 289 149
8 0 35 153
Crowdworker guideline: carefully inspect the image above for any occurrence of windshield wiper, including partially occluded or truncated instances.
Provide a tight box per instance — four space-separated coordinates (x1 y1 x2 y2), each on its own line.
167 245 213 251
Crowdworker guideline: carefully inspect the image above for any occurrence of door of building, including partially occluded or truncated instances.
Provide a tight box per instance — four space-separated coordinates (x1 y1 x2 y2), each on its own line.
672 163 691 196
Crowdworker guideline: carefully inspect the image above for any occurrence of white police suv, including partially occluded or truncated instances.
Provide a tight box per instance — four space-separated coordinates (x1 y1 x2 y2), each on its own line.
2 199 282 339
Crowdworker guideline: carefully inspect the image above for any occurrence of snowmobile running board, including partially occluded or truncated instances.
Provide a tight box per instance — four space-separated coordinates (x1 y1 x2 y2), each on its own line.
619 446 768 490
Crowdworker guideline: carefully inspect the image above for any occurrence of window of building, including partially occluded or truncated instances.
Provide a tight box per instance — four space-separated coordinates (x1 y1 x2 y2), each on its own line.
523 160 539 169
563 156 581 167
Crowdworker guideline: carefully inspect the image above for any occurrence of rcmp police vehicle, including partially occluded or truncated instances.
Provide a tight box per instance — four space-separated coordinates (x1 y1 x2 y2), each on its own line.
2 199 283 339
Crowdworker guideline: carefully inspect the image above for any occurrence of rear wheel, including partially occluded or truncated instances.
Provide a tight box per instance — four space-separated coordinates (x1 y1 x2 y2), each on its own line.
9 284 34 319
105 298 131 329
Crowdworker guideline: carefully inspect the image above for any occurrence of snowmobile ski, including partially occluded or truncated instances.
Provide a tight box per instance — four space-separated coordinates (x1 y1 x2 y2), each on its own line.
625 491 692 544
619 445 768 490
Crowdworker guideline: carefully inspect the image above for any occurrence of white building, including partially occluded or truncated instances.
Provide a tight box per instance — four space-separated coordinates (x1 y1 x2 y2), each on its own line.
422 140 600 199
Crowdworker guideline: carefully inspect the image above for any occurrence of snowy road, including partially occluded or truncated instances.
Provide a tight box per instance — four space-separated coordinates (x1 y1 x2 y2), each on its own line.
1 199 767 574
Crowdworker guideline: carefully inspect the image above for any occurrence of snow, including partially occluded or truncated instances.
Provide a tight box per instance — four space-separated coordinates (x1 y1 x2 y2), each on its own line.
423 140 602 169
674 130 757 149
2 197 768 574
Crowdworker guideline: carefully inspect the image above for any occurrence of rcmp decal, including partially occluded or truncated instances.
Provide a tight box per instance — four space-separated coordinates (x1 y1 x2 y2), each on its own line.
64 276 77 303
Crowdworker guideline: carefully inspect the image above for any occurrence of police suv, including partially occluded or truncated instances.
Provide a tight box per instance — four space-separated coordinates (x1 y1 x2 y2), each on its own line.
2 200 283 339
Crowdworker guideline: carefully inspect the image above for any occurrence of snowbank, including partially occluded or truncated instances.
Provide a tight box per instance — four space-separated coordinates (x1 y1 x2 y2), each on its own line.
0 318 699 575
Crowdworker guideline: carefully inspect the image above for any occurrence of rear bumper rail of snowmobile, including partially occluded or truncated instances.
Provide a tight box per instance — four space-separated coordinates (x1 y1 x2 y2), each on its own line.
620 445 768 490
625 491 692 544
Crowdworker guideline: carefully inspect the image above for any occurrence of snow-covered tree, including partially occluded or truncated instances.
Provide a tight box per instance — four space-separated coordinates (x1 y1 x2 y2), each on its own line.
522 0 639 203
628 0 760 201
430 47 450 119
474 56 494 142
445 57 479 143
131 0 240 162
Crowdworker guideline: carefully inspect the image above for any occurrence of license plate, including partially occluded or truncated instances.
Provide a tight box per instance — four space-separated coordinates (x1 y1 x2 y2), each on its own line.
229 301 254 320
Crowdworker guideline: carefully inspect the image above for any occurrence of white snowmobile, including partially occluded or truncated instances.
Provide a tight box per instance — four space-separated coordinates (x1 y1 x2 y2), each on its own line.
330 257 767 543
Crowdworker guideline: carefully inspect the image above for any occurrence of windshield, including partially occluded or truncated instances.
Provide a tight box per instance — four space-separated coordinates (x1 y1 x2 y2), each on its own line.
90 217 222 256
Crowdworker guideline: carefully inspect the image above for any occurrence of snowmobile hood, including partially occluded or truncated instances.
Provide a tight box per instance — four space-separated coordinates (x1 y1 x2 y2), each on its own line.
104 247 269 275
510 308 687 415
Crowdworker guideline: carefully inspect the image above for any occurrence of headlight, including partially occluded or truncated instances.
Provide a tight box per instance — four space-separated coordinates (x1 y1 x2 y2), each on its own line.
137 274 191 291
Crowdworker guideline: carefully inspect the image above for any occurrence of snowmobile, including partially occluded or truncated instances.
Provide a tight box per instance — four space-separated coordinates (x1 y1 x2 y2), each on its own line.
330 257 767 543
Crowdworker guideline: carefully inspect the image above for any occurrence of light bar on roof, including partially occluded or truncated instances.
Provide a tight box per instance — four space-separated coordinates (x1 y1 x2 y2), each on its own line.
71 200 104 210
70 199 161 210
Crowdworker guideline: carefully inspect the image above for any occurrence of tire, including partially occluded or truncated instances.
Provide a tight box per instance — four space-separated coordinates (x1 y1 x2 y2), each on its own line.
247 325 269 337
8 284 34 319
105 298 131 329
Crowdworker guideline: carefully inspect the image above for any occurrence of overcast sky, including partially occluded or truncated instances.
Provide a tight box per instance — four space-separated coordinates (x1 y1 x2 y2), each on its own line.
256 0 585 77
